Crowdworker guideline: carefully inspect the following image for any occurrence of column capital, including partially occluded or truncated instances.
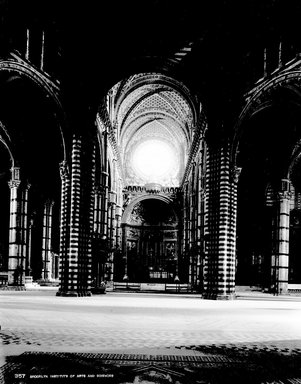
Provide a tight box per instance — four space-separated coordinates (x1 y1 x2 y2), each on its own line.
59 161 70 180
11 166 21 182
280 178 291 192
45 199 55 208
277 190 292 200
200 189 206 200
8 179 21 189
96 115 107 134
109 191 117 204
94 186 101 195
231 166 242 184
95 185 105 195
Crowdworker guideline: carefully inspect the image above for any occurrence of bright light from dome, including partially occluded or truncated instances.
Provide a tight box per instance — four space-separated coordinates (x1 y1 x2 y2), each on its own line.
132 139 176 182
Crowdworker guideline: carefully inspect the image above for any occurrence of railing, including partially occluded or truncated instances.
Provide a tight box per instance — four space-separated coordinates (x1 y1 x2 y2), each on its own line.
125 185 179 194
113 282 191 293
165 284 190 293
113 282 140 291
0 273 8 286
288 284 301 294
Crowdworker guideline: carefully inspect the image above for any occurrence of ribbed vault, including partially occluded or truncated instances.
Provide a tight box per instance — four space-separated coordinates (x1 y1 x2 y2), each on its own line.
107 73 197 187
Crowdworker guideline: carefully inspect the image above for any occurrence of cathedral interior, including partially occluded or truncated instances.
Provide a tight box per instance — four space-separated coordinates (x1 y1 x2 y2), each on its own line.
0 0 301 298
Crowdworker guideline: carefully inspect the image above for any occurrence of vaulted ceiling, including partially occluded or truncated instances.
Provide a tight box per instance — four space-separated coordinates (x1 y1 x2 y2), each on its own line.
107 73 198 186
3 0 301 133
0 0 300 142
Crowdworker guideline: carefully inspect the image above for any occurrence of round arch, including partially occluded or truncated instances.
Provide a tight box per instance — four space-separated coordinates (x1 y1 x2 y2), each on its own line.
288 139 301 179
0 120 14 168
0 60 67 162
122 194 179 225
231 70 301 167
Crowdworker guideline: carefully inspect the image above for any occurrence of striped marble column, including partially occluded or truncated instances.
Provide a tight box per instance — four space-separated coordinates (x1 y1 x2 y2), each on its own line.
203 148 219 298
189 176 196 286
102 171 109 238
115 204 122 250
8 171 22 285
58 160 71 293
197 151 205 291
217 146 231 297
21 183 30 277
101 127 109 238
182 183 189 283
110 191 117 249
41 200 54 281
85 141 96 293
273 180 291 295
229 166 241 294
122 225 128 281
203 144 237 299
93 187 102 235
26 216 34 276
57 135 95 296
107 200 112 245
68 136 82 294
7 168 30 286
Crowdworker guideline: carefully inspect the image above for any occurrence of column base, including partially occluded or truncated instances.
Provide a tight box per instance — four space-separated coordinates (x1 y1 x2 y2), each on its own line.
3 285 26 291
105 281 114 291
38 279 59 287
270 283 288 295
277 282 288 295
56 290 92 297
91 287 106 294
203 292 236 300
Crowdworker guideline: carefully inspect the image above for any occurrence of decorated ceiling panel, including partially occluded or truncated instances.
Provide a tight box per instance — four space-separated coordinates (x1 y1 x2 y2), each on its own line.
107 73 197 187
121 113 188 151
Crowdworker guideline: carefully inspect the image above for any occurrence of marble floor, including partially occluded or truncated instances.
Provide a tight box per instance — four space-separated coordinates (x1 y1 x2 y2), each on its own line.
1 290 301 383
